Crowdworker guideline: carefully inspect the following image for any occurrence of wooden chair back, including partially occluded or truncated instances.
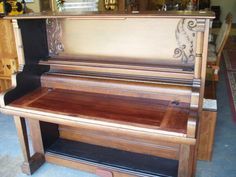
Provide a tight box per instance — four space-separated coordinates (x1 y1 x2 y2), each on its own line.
215 13 232 65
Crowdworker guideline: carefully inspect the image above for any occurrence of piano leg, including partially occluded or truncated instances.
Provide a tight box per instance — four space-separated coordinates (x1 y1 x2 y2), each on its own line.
28 119 44 154
14 116 45 175
178 144 195 177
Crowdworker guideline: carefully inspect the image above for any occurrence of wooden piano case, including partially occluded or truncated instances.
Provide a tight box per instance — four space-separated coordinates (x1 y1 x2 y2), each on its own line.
0 11 214 177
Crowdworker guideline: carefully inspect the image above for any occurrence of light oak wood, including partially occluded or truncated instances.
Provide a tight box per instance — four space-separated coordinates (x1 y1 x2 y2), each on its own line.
28 119 44 154
12 19 25 70
0 20 17 59
195 31 204 79
14 116 45 175
0 19 17 92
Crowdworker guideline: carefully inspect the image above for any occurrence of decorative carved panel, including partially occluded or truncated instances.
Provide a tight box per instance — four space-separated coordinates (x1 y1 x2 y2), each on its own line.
174 19 199 64
46 18 64 56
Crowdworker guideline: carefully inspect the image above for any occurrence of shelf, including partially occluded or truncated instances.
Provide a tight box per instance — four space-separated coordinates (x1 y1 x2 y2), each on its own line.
47 138 178 177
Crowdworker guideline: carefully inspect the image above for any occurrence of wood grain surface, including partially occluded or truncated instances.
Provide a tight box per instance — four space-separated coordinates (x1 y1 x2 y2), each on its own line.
11 87 190 134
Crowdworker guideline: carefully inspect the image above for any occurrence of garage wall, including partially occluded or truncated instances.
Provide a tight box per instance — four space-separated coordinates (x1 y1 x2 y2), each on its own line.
211 0 236 23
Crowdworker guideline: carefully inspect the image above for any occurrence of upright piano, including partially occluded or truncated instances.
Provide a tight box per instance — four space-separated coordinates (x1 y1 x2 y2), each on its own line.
0 11 214 177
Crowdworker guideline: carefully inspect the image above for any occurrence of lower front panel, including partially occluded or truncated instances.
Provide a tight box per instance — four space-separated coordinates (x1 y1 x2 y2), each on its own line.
38 121 179 177
46 138 178 177
59 125 180 160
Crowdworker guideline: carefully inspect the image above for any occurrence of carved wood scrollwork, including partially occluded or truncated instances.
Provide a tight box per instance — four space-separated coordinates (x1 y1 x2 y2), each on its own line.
46 19 64 56
174 18 205 64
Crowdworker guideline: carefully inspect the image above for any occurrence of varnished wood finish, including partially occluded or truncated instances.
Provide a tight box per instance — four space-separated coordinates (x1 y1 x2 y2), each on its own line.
14 116 45 175
0 11 214 177
14 116 31 162
4 11 215 20
28 119 44 154
198 110 217 161
1 105 196 146
178 145 195 177
10 87 190 134
21 153 45 175
40 58 195 85
59 124 180 160
192 17 211 174
41 73 192 102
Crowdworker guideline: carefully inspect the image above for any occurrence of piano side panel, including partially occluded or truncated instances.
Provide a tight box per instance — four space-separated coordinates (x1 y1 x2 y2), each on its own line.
0 19 50 106
18 19 49 65
0 65 49 106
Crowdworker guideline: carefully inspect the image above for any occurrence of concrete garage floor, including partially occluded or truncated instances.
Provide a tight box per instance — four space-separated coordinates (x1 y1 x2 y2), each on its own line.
0 116 97 177
0 67 236 177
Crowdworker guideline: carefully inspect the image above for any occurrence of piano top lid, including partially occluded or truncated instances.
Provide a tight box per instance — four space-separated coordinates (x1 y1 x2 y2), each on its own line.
4 10 215 20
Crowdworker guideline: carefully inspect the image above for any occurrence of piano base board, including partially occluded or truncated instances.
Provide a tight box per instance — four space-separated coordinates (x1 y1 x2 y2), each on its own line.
45 138 178 177
21 153 45 175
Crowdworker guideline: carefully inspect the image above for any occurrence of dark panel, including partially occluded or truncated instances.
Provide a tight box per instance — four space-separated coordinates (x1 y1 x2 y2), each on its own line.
18 19 49 64
47 138 178 177
40 121 59 150
2 19 50 105
3 65 49 105
204 81 216 99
